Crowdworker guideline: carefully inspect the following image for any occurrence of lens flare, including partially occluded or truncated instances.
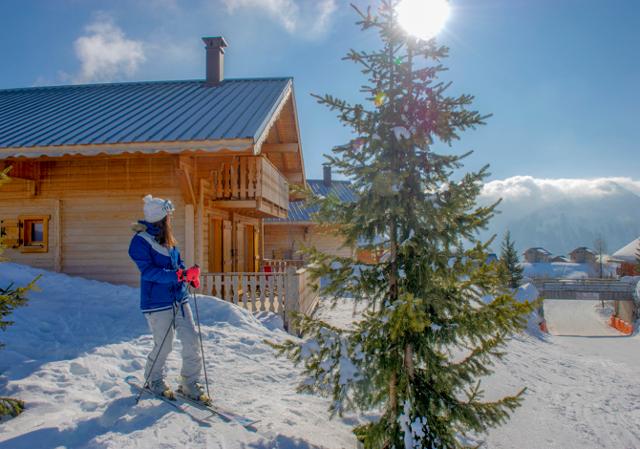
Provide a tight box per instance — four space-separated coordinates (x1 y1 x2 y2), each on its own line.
397 0 451 41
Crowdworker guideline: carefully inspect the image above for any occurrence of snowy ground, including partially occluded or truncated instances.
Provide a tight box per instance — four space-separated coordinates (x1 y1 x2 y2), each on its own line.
521 262 617 280
0 263 356 449
2 264 639 449
316 295 640 449
543 300 620 336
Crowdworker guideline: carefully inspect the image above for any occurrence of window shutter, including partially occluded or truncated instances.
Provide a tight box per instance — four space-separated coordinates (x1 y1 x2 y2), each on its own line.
0 219 22 248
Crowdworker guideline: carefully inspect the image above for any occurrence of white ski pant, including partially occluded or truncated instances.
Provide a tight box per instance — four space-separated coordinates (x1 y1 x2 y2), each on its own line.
144 303 202 384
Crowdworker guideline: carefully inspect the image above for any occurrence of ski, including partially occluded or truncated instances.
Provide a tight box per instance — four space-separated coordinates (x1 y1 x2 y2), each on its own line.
174 389 260 430
125 376 259 430
125 376 212 426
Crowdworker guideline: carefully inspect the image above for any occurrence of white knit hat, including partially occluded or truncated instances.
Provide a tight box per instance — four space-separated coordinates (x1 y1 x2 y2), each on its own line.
143 194 175 223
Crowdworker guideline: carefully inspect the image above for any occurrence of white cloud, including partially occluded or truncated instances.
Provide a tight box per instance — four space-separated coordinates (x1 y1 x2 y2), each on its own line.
73 14 146 83
480 176 640 207
221 0 337 37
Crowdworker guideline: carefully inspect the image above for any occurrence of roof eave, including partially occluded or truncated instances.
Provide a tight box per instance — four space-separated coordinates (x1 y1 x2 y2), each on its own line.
0 138 254 160
252 79 306 186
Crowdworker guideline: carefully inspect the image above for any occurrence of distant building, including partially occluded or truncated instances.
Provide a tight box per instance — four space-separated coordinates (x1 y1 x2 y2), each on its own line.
263 164 357 261
523 247 552 263
610 236 640 276
486 253 498 264
551 255 571 263
569 247 597 264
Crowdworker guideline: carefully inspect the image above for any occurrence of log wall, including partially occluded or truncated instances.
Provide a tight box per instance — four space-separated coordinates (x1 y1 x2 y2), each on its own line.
0 155 266 286
263 224 353 260
0 156 185 286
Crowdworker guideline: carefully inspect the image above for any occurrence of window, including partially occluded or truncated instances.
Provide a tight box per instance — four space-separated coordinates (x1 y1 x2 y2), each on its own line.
19 215 49 253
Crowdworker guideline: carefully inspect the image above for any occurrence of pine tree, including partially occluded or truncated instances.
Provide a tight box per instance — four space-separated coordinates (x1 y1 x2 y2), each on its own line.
635 241 640 274
272 2 535 448
0 166 37 417
500 231 524 289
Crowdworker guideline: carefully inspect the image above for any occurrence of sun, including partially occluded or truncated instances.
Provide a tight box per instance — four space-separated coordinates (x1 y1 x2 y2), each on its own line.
397 0 451 41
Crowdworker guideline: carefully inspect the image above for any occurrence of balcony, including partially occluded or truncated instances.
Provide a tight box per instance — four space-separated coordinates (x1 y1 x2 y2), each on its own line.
208 156 289 219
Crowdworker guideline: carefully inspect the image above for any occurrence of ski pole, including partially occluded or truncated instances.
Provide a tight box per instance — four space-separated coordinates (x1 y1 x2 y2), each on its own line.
191 286 211 401
136 305 177 404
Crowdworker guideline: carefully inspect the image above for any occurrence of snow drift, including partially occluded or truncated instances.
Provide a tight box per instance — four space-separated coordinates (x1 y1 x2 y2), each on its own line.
0 263 356 449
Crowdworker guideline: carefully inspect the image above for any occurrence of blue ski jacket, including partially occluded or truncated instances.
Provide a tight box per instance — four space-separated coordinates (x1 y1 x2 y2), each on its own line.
128 221 188 313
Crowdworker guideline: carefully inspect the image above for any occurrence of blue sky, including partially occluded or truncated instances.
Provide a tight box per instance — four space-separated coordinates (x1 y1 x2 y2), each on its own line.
0 0 638 182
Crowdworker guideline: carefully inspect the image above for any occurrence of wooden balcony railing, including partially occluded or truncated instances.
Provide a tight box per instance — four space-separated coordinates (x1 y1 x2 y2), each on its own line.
209 156 288 218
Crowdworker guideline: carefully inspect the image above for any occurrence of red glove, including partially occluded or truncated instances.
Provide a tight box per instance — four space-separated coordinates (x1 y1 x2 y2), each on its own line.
176 269 185 282
184 265 201 289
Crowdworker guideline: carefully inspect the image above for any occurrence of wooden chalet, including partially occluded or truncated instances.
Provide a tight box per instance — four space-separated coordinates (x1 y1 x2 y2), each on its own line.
0 37 306 294
611 237 640 276
263 164 357 264
569 246 597 264
523 247 552 263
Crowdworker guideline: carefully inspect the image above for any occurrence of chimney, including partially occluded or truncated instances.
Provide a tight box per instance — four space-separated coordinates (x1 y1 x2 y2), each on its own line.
323 163 332 187
202 36 228 86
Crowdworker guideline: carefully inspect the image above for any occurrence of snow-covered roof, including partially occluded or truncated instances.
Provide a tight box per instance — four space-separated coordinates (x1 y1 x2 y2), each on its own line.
570 247 596 255
524 247 552 255
611 237 640 263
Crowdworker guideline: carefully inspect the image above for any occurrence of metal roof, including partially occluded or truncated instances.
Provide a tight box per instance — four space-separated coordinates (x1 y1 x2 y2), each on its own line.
0 78 291 153
266 179 357 223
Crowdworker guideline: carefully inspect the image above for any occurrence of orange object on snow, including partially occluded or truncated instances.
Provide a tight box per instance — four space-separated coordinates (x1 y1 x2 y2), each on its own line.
539 321 548 333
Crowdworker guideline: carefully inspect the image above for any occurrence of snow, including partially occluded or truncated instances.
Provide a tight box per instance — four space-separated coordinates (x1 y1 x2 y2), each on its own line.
611 236 640 263
316 292 640 449
3 263 640 449
522 262 601 279
0 263 356 449
392 126 411 141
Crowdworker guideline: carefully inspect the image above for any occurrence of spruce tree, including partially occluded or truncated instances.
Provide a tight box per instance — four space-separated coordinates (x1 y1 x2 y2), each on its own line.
0 166 37 417
273 2 535 448
500 231 524 289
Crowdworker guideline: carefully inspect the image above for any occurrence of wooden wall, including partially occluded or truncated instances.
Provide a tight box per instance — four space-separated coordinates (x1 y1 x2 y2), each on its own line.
0 156 185 286
263 224 353 260
1 155 276 285
0 198 61 270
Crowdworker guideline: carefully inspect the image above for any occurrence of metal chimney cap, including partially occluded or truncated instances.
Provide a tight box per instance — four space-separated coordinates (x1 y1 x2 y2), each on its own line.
202 36 228 50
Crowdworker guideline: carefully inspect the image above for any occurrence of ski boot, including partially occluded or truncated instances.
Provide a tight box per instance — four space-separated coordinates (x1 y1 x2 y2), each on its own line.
178 379 212 406
148 378 175 400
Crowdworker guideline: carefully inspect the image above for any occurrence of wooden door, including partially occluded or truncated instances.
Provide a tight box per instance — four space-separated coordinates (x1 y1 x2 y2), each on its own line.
245 225 255 272
209 219 223 273
222 220 233 272
236 223 246 272
254 227 261 272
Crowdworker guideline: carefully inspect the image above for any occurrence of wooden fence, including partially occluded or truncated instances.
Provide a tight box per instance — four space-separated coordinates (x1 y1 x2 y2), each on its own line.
198 266 319 333
261 258 306 272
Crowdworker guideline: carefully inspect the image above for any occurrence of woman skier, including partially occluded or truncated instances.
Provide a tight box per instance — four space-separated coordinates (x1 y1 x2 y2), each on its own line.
128 194 209 404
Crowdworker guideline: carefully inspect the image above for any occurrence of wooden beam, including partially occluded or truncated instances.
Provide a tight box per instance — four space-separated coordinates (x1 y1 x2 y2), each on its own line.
262 143 299 154
283 172 304 184
185 204 195 266
176 156 197 205
212 200 258 209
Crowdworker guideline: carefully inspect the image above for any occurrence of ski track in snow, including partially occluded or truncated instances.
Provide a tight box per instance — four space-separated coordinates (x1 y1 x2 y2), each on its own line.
0 264 356 449
316 297 640 449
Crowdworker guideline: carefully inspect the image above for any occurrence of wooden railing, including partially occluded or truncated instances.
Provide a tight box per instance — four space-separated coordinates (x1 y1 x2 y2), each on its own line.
210 156 288 213
259 157 289 211
198 266 319 333
262 258 306 272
